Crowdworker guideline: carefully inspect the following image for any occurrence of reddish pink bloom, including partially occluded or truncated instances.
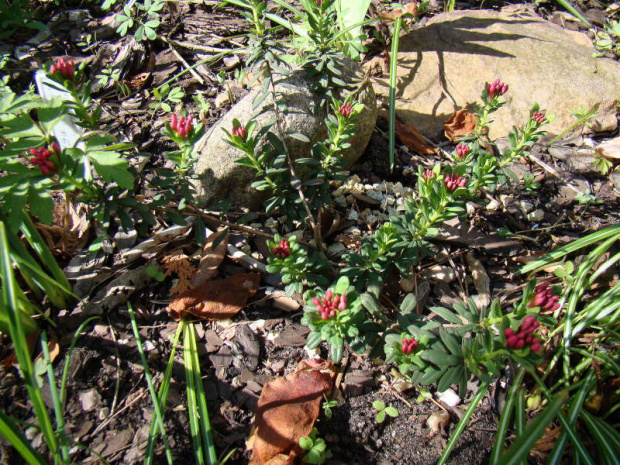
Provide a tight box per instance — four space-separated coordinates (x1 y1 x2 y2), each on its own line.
528 282 560 312
444 173 467 191
531 111 547 125
232 125 247 139
338 102 354 118
170 114 193 139
422 169 435 181
50 58 75 81
455 143 471 160
312 290 347 320
29 144 59 175
401 337 419 355
272 239 291 259
505 315 542 352
486 79 509 99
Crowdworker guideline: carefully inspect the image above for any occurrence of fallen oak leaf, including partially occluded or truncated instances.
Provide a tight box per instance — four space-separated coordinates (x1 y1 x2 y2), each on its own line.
249 359 337 465
444 109 477 141
378 2 420 20
395 119 436 155
166 273 260 321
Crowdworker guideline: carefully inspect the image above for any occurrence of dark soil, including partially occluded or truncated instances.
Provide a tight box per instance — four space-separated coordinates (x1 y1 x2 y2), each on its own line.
0 0 618 464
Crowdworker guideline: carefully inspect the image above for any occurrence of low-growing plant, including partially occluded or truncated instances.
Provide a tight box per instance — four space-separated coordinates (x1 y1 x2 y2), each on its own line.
114 0 164 41
372 400 399 423
299 428 332 465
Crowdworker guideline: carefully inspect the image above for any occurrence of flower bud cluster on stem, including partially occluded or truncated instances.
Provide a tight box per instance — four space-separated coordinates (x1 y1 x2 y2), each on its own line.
312 289 347 320
486 79 509 99
29 143 60 175
401 337 419 355
505 315 541 352
528 282 560 312
50 59 75 81
271 238 291 258
444 173 467 191
455 143 471 160
170 114 193 139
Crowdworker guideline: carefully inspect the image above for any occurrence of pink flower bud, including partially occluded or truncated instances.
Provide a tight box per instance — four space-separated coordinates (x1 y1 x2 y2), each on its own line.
312 297 319 306
338 102 354 118
232 125 247 139
422 169 435 181
325 290 333 300
531 111 547 125
170 113 193 139
50 58 75 81
486 79 508 99
455 143 470 159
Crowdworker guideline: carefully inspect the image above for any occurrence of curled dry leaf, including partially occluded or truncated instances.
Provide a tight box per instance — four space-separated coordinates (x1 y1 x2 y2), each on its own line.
465 252 491 307
395 119 436 155
190 229 229 288
379 2 420 20
596 137 620 160
444 109 477 141
249 359 337 465
427 409 451 436
166 273 260 321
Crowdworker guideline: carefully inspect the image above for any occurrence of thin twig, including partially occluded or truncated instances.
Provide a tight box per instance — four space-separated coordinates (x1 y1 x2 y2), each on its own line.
166 42 206 85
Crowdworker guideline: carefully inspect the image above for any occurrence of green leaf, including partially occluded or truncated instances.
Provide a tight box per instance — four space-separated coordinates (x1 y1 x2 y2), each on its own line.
87 151 134 189
385 407 399 418
430 306 462 324
376 410 385 423
400 293 417 314
306 331 322 349
372 400 385 410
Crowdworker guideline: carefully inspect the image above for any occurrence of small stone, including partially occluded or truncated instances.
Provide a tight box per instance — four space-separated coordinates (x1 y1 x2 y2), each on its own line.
327 242 347 257
79 389 102 412
347 209 359 221
437 388 461 407
518 200 535 214
142 340 156 352
99 407 110 420
392 182 404 196
365 189 384 202
526 209 545 222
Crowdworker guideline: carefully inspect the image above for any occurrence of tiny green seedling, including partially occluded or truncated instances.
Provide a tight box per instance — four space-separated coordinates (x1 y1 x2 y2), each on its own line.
372 400 399 423
146 265 166 282
321 395 338 419
299 428 332 465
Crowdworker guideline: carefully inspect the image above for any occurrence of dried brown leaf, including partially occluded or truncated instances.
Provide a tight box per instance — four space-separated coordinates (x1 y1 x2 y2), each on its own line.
395 119 436 155
161 249 196 296
190 229 229 288
167 273 260 321
249 359 337 464
379 2 420 20
444 109 477 141
597 137 620 160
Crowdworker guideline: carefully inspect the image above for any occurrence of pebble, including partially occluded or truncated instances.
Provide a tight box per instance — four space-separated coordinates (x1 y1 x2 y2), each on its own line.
79 389 102 412
437 388 461 407
526 209 545 222
347 209 359 221
518 200 535 214
327 242 347 257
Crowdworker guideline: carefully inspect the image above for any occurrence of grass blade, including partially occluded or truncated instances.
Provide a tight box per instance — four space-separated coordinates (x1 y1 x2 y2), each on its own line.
0 222 59 457
388 16 402 173
581 410 619 464
501 390 568 465
184 323 205 465
187 321 218 464
144 320 185 465
127 303 173 465
489 369 524 465
0 410 47 465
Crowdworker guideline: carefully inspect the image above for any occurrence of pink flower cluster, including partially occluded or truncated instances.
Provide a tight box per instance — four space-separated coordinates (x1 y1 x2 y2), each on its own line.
504 315 541 352
29 143 59 175
401 337 419 355
338 102 354 118
422 169 435 181
272 239 291 258
312 290 347 320
486 79 508 99
528 282 560 312
170 114 193 139
50 58 75 81
531 111 547 125
232 125 247 139
455 143 470 159
445 173 467 191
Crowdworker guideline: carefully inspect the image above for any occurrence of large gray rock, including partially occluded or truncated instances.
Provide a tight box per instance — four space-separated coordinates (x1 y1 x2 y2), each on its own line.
191 58 377 209
373 9 620 140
